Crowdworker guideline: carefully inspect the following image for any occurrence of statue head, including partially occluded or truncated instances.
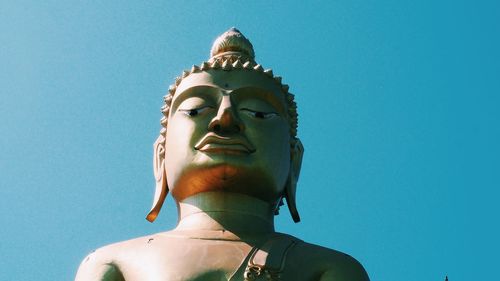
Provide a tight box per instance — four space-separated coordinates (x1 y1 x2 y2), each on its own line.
147 28 304 223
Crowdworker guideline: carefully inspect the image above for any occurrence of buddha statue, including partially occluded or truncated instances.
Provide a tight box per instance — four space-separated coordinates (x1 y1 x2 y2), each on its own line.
75 28 369 281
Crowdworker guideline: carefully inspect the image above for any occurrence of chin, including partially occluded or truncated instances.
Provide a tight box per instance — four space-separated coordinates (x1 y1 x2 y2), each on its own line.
170 163 284 203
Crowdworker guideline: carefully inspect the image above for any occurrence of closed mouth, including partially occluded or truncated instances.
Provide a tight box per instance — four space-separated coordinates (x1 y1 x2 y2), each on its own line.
194 134 256 154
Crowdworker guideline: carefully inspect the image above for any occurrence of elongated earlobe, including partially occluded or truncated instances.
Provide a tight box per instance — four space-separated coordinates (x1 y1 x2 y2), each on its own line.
146 168 168 222
285 139 304 223
146 135 169 222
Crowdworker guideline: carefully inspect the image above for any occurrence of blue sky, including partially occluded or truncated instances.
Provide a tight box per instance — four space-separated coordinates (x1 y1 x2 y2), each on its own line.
1 1 499 280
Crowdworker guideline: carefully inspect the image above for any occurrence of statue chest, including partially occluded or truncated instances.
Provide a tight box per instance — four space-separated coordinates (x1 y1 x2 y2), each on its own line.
116 235 301 281
120 239 252 281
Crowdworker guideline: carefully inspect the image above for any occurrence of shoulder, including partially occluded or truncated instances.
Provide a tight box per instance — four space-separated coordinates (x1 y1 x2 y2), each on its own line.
285 238 369 281
74 246 123 281
75 234 163 281
316 252 369 281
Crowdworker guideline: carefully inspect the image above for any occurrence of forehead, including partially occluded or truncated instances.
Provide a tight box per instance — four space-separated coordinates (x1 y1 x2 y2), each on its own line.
174 70 286 105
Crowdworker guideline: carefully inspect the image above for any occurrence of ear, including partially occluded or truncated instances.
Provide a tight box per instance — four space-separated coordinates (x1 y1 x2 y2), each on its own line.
284 139 304 223
146 135 169 222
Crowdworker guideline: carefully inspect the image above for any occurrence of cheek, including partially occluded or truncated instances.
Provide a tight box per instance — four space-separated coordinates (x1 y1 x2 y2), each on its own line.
165 114 206 151
270 137 291 184
262 120 290 152
258 121 291 184
165 118 190 154
163 115 204 187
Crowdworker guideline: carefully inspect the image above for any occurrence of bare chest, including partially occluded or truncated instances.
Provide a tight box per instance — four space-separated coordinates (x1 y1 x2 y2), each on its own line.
117 239 252 281
109 235 315 281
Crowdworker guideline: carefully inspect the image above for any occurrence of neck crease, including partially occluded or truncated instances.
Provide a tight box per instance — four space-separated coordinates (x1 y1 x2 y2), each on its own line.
175 192 276 235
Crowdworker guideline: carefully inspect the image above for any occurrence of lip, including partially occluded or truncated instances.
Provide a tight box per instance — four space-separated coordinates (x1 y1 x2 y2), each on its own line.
194 134 256 154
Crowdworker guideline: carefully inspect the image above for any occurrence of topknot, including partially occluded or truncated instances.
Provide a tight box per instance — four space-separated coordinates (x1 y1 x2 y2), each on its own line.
209 27 255 63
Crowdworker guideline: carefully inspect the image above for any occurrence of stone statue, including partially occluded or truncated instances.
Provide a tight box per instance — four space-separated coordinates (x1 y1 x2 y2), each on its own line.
75 28 369 281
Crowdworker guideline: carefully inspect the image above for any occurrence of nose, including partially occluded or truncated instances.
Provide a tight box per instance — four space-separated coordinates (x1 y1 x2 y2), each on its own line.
208 95 244 134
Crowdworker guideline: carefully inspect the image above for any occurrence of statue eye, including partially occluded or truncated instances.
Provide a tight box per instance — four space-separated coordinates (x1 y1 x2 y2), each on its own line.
241 108 278 119
254 112 265 119
187 109 200 116
179 106 212 117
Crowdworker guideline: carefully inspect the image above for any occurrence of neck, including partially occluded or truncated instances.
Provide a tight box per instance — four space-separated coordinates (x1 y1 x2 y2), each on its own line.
174 192 276 238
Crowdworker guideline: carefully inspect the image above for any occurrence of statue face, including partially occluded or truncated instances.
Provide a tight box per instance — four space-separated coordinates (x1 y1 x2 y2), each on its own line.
163 69 291 203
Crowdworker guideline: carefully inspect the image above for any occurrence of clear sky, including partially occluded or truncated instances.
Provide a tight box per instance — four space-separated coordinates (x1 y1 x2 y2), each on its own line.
1 1 499 280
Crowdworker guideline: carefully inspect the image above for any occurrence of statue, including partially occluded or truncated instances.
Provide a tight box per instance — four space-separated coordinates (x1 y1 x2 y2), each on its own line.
75 28 369 281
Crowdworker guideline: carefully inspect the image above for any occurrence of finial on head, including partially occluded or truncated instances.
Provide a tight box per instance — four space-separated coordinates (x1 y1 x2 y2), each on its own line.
210 27 255 62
